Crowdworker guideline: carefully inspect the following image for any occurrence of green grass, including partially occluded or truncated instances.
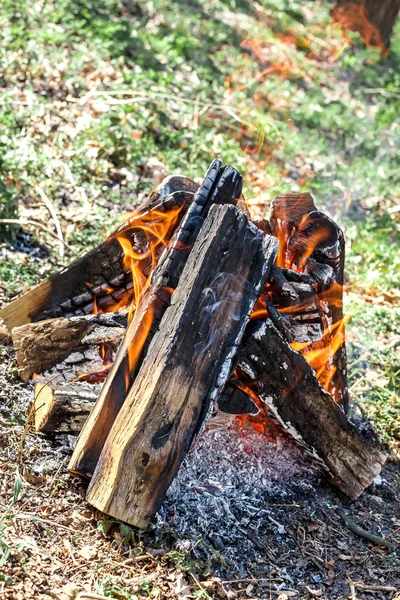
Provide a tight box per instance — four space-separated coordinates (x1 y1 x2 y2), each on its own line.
0 0 399 445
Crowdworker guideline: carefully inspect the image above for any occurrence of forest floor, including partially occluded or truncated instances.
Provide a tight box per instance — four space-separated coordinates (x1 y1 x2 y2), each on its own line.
0 0 399 598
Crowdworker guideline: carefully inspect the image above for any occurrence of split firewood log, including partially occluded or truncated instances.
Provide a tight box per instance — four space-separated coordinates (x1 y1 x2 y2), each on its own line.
12 313 127 382
68 159 245 478
0 175 198 332
235 318 386 500
85 203 278 527
32 382 101 435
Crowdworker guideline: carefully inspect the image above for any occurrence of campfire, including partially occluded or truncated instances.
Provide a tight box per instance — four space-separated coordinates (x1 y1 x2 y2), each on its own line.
0 159 386 529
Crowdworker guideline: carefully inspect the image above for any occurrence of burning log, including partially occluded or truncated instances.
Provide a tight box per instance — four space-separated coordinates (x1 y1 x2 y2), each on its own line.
68 160 245 478
85 203 278 527
266 265 324 344
0 176 198 332
12 313 127 382
270 192 349 411
33 382 101 434
218 383 259 415
235 319 386 500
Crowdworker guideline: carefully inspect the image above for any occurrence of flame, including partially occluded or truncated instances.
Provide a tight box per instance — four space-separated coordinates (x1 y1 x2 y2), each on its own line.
111 205 182 320
76 203 183 383
331 2 388 54
292 317 346 399
109 206 181 391
263 211 346 403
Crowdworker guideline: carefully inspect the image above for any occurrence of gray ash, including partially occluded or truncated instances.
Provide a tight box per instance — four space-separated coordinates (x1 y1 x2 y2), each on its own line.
155 422 322 574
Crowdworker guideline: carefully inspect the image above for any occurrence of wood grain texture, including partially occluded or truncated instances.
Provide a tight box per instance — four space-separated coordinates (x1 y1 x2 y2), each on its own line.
33 382 101 434
86 204 277 527
68 160 244 478
236 319 386 500
12 313 127 382
0 176 197 331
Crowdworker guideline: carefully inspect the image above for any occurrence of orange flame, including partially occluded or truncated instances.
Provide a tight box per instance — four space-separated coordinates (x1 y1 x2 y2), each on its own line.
268 212 345 403
292 317 346 397
111 206 182 390
77 203 183 383
112 204 182 321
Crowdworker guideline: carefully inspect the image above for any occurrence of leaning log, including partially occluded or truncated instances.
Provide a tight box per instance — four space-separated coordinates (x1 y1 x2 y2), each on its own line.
235 318 386 500
85 204 278 527
0 176 198 331
33 382 101 434
12 313 127 382
68 160 244 478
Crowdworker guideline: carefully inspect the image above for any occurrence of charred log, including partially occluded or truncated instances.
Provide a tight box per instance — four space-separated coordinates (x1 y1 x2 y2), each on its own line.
68 160 245 478
235 319 386 500
270 192 348 411
218 383 259 415
0 176 198 332
12 313 127 382
85 204 277 527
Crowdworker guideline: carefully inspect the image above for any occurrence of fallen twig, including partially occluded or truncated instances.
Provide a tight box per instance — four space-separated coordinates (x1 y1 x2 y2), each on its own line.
35 185 65 257
337 508 396 551
354 582 397 592
11 513 78 533
373 525 400 549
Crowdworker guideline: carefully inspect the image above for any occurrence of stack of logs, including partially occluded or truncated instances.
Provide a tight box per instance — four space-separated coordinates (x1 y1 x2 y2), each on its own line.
0 160 386 529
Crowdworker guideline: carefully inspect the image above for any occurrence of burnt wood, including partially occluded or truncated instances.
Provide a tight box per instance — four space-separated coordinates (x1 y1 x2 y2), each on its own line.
12 313 127 382
218 383 259 415
68 160 244 478
85 204 278 527
270 192 348 411
0 176 198 332
235 319 386 500
33 382 101 434
266 265 323 344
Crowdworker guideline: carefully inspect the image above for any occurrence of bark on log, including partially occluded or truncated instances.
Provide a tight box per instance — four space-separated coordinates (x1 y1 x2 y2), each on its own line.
0 176 198 332
69 160 244 478
363 0 400 47
12 313 127 382
332 0 400 50
85 204 278 527
235 319 386 500
270 192 348 411
33 382 101 434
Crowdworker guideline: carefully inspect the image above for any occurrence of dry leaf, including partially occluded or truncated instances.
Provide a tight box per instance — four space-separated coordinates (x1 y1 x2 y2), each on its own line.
306 519 320 532
174 574 192 599
22 467 46 486
304 587 322 597
78 545 97 560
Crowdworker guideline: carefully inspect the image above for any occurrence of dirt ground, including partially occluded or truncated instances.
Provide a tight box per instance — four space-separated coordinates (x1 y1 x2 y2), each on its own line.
0 346 399 600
